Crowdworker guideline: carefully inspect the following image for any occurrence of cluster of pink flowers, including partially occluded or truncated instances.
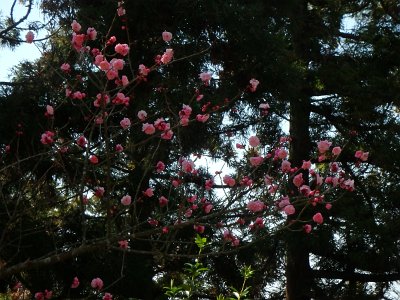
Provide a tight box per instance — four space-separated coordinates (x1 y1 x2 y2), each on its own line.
34 290 52 300
247 200 265 213
40 131 55 145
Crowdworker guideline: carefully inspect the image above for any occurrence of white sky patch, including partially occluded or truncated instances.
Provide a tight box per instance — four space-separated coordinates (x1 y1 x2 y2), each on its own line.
0 1 44 81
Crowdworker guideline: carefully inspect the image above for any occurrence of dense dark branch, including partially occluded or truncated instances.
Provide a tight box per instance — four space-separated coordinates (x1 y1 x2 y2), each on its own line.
313 269 400 282
338 31 362 41
0 242 106 279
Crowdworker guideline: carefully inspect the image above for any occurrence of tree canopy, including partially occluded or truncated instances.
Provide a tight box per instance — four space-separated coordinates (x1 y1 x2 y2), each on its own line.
0 0 400 299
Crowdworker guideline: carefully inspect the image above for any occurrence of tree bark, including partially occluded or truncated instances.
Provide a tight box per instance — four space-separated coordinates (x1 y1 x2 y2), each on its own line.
285 97 313 300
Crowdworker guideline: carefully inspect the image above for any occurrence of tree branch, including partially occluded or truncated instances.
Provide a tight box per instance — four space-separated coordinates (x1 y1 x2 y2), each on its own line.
313 269 400 282
0 0 33 39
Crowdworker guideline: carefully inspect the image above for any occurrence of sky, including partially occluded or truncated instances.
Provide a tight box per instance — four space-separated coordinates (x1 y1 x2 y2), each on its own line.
0 0 43 81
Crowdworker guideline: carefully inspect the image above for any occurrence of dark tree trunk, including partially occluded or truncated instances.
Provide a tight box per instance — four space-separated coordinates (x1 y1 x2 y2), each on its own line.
285 96 313 300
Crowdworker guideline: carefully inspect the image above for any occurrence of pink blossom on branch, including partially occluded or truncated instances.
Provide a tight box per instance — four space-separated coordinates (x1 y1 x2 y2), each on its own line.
199 72 212 85
120 117 131 129
71 277 80 288
25 31 34 43
91 277 104 290
249 78 259 92
161 48 174 64
162 31 173 42
115 43 130 56
40 131 55 145
120 195 131 206
249 135 260 147
247 200 265 213
71 20 81 32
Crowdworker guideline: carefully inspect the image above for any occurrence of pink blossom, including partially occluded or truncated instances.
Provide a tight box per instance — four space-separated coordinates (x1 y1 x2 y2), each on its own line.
180 104 192 118
162 31 173 42
181 158 195 173
120 117 131 129
35 292 44 300
241 176 253 186
313 212 323 224
115 43 129 56
117 4 126 16
196 114 209 123
281 160 291 173
259 103 270 110
143 188 154 197
185 208 193 218
40 131 55 145
293 173 304 188
86 27 97 40
355 150 368 161
91 278 104 290
112 93 130 106
268 184 278 194
137 110 147 121
249 78 259 92
110 58 125 71
106 69 118 80
304 224 312 233
342 179 355 191
194 225 205 233
275 148 288 159
284 205 295 215
236 143 245 149
161 48 173 64
72 33 85 50
71 20 81 32
89 155 99 164
156 161 165 172
25 31 34 43
138 64 150 76
60 63 70 72
159 196 168 207
332 146 342 156
180 117 189 126
95 54 104 66
325 203 332 210
94 93 110 107
249 156 263 166
205 179 213 190
76 136 87 147
161 130 174 140
317 140 332 154
330 162 339 172
249 136 260 147
115 144 124 152
94 187 105 198
360 152 369 161
299 185 311 196
142 123 155 135
247 200 265 213
118 240 128 249
199 72 212 85
302 160 311 170
278 196 291 209
253 217 264 229
103 293 113 300
203 203 213 214
148 218 159 226
121 195 131 206
71 276 80 288
121 75 129 86
223 175 236 187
